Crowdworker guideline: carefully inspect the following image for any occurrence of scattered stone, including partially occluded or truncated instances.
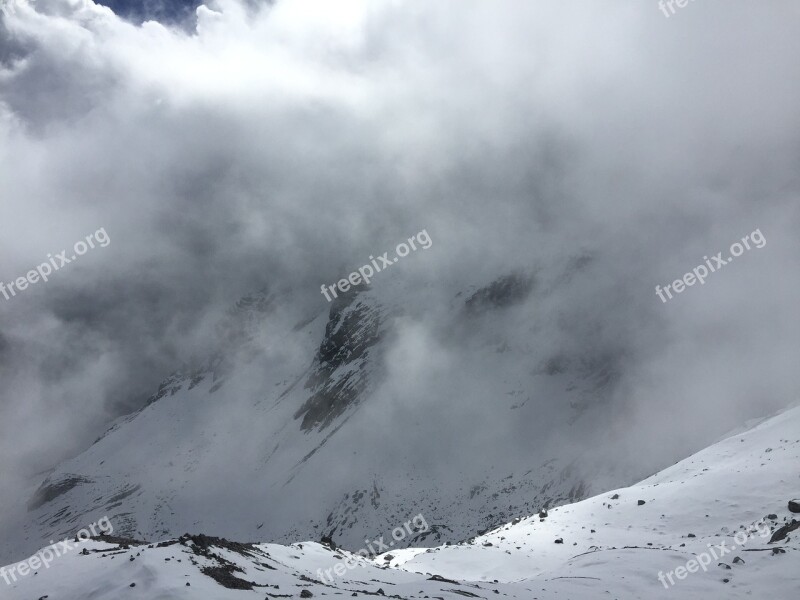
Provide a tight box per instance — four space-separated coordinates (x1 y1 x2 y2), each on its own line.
638 500 646 506
769 519 800 543
321 535 338 550
611 494 620 500
687 533 696 538
718 563 731 570
428 575 461 585
733 557 745 565
300 590 313 598
554 538 563 544
772 548 786 555
767 514 778 520
539 510 548 518
789 499 800 514
130 583 136 587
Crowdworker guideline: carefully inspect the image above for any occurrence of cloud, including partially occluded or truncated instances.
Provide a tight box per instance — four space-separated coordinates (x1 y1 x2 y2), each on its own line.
0 0 798 551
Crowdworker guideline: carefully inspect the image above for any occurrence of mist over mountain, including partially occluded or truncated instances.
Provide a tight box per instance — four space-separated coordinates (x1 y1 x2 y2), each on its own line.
0 0 799 593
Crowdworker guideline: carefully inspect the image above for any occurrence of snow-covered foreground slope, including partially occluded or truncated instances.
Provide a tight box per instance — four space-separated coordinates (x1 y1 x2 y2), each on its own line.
4 405 798 599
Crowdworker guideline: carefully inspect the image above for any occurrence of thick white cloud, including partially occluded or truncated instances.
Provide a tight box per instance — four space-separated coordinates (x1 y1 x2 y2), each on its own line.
0 0 798 552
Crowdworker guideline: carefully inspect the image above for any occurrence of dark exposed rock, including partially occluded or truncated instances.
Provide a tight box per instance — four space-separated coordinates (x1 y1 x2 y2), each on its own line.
295 290 386 431
428 575 461 585
446 590 481 598
788 499 800 513
769 519 800 543
28 475 93 511
201 565 254 590
95 533 147 547
464 273 534 314
177 534 260 590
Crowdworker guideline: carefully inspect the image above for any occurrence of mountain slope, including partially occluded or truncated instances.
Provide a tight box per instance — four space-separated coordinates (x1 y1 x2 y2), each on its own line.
2 404 798 599
7 258 644 564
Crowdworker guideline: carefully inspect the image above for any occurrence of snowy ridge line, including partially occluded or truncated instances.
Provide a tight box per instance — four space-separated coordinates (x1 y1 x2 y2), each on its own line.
2 405 798 599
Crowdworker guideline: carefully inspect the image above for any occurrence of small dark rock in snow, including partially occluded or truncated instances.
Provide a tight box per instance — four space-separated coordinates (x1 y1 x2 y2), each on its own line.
733 556 745 565
539 510 548 518
769 519 800 543
130 583 136 587
300 590 313 598
638 500 646 506
611 494 620 500
772 548 786 555
788 499 800 513
687 533 696 538
718 563 731 570
767 514 778 520
554 538 563 544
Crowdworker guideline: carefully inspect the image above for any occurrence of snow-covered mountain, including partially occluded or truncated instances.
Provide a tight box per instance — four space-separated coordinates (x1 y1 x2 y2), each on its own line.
5 256 649 564
3 404 798 599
